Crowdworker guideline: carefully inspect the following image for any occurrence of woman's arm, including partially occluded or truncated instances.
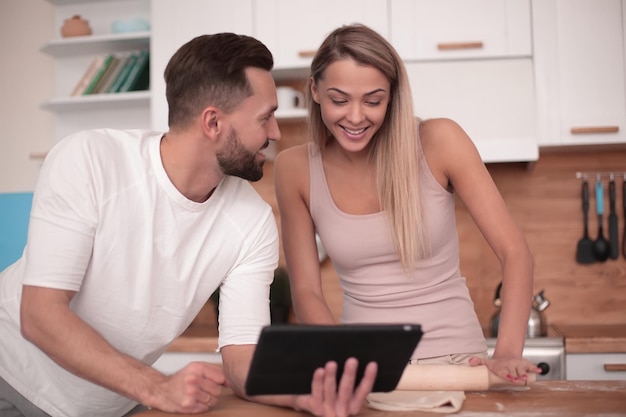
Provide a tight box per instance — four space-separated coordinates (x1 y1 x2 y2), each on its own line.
274 146 336 324
420 118 539 381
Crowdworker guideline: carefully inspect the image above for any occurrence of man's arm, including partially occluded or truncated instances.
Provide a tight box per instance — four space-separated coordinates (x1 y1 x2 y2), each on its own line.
20 285 226 414
221 344 377 416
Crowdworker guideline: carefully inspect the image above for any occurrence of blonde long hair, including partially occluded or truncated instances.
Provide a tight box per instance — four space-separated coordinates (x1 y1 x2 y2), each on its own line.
306 24 428 269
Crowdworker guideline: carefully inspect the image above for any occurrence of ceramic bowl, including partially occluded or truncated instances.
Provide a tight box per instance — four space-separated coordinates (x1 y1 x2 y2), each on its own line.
111 18 151 34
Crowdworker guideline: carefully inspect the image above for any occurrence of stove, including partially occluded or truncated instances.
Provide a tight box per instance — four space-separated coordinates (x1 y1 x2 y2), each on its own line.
485 336 565 380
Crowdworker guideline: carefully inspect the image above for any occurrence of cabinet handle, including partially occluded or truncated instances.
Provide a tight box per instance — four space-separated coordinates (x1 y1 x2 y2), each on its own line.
604 364 626 372
29 152 48 160
437 41 484 51
298 50 317 58
570 126 620 134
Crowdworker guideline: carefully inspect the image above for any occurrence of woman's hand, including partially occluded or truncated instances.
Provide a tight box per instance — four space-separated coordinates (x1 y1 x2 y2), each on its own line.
469 356 541 385
294 358 378 417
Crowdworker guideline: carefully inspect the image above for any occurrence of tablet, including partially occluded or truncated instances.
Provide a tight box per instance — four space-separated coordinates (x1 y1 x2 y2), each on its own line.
244 323 423 396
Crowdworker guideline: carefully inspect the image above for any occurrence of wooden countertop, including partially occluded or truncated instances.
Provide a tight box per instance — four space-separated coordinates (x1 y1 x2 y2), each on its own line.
137 380 626 416
553 324 626 353
169 324 626 354
167 326 218 353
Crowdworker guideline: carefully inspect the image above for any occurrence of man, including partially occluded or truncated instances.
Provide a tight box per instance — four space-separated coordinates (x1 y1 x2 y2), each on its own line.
0 33 376 417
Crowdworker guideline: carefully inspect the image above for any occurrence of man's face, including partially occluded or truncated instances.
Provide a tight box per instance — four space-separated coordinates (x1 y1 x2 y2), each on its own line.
216 126 266 181
217 68 281 181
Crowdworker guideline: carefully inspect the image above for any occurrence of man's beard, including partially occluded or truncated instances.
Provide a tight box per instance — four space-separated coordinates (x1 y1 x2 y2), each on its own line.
216 128 267 182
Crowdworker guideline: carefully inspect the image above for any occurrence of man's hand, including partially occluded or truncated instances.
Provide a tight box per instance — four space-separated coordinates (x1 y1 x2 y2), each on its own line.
295 358 378 417
145 362 227 414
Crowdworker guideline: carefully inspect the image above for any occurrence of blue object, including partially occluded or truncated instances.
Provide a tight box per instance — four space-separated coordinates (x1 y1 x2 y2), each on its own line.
0 192 33 271
111 18 151 34
596 180 604 215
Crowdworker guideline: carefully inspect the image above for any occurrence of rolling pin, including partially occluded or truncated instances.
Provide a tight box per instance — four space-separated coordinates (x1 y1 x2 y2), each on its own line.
395 365 537 391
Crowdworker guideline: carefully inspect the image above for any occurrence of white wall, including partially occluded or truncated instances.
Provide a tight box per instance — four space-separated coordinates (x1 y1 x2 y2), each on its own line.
0 0 54 192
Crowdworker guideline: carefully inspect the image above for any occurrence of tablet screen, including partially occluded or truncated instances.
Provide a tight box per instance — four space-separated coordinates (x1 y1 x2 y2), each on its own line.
245 323 423 395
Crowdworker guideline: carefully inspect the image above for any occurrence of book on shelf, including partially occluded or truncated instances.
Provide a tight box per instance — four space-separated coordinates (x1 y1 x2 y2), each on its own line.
107 52 138 93
118 49 150 93
82 53 115 95
70 55 106 96
92 55 124 94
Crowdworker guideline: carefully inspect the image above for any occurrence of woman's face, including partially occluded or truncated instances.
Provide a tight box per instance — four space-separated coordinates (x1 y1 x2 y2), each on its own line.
311 58 390 153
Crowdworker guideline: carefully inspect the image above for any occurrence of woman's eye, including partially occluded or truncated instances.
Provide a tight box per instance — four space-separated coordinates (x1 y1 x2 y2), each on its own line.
366 101 382 106
330 98 347 105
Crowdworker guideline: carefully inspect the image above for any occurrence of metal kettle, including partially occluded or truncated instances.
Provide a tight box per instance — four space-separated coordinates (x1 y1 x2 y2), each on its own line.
490 282 550 338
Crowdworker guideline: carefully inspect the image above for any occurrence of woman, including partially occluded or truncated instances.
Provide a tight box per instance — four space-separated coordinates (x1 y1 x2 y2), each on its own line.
274 24 540 383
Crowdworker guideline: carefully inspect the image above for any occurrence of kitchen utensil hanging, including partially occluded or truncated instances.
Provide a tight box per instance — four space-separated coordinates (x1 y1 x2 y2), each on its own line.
623 174 626 259
608 174 619 259
592 177 610 262
575 177 595 264
576 171 625 261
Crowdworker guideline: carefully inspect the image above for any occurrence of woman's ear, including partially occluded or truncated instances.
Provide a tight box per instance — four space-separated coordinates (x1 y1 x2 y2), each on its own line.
310 77 320 104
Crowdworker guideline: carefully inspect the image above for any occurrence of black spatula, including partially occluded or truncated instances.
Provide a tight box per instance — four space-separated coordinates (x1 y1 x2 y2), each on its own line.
576 178 595 264
608 175 619 260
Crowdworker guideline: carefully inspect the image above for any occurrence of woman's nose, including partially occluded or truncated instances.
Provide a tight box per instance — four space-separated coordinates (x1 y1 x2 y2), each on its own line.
346 103 365 124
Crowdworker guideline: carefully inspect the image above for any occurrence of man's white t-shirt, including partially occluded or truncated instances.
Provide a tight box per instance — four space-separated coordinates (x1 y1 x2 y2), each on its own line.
0 129 278 417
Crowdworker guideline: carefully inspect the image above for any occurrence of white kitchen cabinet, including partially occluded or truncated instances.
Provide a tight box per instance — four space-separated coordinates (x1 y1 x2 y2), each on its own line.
153 351 222 375
390 0 532 62
566 353 626 380
254 0 388 73
150 0 254 132
533 0 626 146
407 59 538 162
43 0 151 143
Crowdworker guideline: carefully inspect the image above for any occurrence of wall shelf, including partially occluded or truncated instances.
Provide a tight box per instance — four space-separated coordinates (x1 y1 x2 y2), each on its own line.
275 108 307 121
42 91 151 112
41 31 150 57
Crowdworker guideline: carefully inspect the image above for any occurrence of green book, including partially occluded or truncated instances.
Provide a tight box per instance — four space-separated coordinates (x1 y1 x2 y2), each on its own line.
70 55 106 96
108 52 138 93
118 50 149 93
82 54 114 95
93 55 124 94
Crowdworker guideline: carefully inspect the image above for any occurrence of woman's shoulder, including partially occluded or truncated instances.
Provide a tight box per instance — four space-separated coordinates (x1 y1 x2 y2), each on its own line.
273 143 310 181
418 118 482 184
275 143 309 167
419 117 465 140
419 118 476 153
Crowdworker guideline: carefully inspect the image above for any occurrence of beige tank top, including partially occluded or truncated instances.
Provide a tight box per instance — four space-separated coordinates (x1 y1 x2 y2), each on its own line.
308 141 486 359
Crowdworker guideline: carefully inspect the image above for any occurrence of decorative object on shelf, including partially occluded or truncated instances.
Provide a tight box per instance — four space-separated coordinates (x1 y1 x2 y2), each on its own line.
276 86 304 110
111 17 151 34
209 267 292 325
60 15 92 38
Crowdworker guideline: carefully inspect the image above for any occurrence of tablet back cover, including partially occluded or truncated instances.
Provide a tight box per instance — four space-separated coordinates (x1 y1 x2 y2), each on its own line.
245 324 422 395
